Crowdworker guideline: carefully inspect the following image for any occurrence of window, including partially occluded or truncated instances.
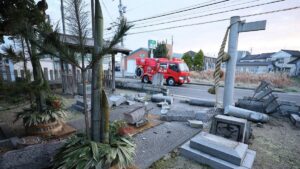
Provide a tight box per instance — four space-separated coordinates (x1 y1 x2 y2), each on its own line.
169 63 179 72
160 63 167 69
140 54 145 58
278 58 284 64
179 63 189 72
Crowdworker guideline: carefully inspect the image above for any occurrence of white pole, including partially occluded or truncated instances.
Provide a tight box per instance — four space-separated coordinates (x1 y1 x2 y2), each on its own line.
223 16 240 108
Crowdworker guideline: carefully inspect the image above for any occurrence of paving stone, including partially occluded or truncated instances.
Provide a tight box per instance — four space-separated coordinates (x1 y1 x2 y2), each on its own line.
188 120 203 128
190 132 248 165
290 114 300 127
180 141 256 169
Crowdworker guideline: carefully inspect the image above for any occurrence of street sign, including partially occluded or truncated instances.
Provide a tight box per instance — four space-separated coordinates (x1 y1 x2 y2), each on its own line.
148 40 157 49
239 20 266 33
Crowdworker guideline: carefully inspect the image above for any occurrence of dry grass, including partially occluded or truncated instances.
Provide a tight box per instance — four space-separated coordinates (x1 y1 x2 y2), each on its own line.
190 70 292 88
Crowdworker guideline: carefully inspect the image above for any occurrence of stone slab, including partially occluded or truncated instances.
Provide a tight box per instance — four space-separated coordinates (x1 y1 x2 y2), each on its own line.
190 132 248 165
195 110 212 122
151 94 173 104
180 141 256 169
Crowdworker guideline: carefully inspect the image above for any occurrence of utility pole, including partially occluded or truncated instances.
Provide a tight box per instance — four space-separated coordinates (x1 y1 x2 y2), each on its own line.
118 0 126 77
223 16 266 109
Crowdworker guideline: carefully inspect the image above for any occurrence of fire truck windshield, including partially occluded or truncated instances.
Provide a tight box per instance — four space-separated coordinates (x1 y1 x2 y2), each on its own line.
178 63 189 72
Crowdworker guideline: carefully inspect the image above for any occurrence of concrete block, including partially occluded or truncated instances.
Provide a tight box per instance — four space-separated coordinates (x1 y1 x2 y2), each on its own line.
190 132 248 165
123 106 146 124
138 93 147 97
188 120 203 128
180 141 256 169
126 100 136 106
210 115 250 143
290 114 300 127
109 95 126 106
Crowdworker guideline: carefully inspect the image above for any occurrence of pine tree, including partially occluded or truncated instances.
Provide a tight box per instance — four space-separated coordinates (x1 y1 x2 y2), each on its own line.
194 49 204 71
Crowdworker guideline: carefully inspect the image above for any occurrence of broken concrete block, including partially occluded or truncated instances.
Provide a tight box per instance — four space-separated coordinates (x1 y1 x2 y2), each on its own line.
151 94 173 104
290 114 300 127
254 87 272 100
123 106 146 124
188 99 215 107
126 100 136 106
138 93 147 97
109 95 126 106
188 120 203 128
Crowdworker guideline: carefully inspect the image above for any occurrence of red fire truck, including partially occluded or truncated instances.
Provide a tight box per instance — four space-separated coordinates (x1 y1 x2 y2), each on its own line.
135 57 190 86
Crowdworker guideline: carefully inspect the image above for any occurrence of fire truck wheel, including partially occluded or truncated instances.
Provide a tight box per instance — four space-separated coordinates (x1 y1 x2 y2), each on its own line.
167 77 175 86
142 75 150 83
135 67 143 77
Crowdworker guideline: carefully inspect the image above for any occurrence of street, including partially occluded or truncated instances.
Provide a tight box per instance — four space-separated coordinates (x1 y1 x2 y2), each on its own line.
168 83 300 103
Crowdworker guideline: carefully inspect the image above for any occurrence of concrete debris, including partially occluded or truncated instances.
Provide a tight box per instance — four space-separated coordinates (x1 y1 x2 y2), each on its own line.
180 132 256 169
126 100 136 106
188 120 203 128
109 95 126 107
290 114 300 127
77 84 92 95
210 115 251 143
123 106 147 125
151 93 173 104
225 105 269 123
138 93 147 97
188 99 215 107
161 110 195 122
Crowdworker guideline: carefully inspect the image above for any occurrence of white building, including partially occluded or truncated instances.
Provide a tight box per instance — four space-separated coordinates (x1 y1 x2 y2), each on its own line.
271 50 300 76
236 53 274 74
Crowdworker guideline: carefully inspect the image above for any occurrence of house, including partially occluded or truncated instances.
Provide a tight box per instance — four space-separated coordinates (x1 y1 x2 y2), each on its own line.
271 50 300 76
288 57 300 76
125 48 149 75
0 55 15 82
236 52 274 73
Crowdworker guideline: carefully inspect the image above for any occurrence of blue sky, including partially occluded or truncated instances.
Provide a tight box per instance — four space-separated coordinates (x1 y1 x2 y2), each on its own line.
43 0 300 57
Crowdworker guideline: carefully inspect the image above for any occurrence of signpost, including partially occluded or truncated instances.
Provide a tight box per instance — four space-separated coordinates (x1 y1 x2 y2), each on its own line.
148 39 157 58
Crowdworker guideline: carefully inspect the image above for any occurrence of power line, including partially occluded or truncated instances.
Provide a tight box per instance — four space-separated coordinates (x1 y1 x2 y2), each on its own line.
128 0 230 23
135 0 259 26
127 6 300 35
132 0 285 29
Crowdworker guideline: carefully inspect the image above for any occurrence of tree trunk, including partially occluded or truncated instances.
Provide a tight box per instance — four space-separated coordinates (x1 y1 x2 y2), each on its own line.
111 54 116 93
72 64 77 95
91 0 104 142
81 69 90 139
26 38 46 112
102 89 109 144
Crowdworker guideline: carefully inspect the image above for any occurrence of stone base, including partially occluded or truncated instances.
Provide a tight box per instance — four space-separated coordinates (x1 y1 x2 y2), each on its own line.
290 114 300 127
181 141 256 169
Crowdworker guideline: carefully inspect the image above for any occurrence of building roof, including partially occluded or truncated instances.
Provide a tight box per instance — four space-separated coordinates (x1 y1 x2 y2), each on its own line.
281 50 300 57
184 50 196 57
128 48 148 56
240 52 274 61
59 34 131 55
236 61 272 66
288 57 300 64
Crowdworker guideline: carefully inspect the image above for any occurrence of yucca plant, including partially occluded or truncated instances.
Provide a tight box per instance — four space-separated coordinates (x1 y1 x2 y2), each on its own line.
54 122 136 169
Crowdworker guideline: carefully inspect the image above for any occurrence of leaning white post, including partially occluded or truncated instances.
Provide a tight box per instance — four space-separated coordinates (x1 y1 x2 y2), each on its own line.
223 16 240 108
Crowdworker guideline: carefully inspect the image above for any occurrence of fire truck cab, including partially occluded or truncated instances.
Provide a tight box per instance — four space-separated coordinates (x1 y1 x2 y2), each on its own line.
135 57 190 86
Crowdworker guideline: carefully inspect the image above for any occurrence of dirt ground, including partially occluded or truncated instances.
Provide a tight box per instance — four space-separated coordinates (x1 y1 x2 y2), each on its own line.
150 116 300 169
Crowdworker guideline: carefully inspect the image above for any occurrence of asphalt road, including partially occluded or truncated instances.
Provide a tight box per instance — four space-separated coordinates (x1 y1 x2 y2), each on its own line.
168 83 300 103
